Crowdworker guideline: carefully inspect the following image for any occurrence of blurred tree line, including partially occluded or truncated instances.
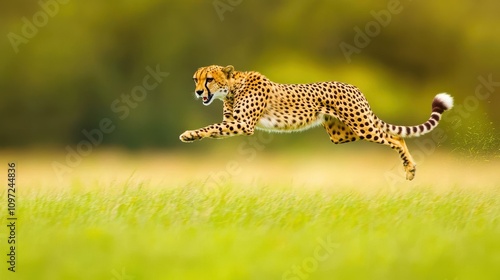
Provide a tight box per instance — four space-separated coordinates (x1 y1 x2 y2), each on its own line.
0 0 498 152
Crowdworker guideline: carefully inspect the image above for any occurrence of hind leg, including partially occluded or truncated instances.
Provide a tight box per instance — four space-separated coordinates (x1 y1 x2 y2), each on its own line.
359 128 416 180
382 134 416 180
322 115 359 144
341 116 417 180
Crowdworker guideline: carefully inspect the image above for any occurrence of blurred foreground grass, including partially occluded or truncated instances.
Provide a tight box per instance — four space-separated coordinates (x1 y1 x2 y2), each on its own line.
0 149 499 279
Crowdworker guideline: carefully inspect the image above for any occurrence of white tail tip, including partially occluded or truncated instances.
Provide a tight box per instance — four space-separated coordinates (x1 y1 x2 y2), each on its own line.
435 93 454 110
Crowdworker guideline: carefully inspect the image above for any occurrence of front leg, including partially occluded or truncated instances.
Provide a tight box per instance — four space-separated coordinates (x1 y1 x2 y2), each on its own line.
179 121 255 143
180 87 267 143
222 99 235 122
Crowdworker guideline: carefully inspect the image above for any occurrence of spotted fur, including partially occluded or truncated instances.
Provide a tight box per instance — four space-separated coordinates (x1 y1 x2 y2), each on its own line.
180 65 453 180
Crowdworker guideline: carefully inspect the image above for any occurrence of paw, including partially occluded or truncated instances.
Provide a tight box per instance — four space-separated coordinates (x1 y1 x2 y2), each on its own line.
179 130 200 143
404 164 416 181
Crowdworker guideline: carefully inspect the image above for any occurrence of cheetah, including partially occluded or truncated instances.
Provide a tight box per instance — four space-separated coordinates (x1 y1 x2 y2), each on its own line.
179 65 453 180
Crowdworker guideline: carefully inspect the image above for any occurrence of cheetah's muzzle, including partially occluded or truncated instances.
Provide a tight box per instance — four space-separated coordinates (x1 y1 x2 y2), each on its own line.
202 93 213 105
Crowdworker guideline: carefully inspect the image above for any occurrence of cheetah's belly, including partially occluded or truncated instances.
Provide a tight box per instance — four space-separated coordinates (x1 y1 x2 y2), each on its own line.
256 113 325 133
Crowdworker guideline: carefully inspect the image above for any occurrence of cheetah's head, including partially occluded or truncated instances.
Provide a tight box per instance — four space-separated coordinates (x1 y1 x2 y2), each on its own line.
192 65 234 106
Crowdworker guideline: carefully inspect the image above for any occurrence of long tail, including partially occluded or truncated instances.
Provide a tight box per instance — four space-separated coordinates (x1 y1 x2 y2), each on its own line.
376 93 454 138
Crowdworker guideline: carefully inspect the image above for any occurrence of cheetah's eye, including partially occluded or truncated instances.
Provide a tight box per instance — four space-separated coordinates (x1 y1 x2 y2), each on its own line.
206 77 214 83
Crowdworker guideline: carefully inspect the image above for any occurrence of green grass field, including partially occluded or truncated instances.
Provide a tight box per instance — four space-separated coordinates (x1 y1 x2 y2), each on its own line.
1 150 500 280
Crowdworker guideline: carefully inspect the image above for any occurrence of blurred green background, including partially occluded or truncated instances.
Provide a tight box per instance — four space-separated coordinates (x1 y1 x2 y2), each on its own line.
1 0 498 152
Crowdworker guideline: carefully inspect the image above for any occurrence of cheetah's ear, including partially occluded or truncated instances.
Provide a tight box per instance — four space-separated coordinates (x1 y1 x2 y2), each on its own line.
222 65 234 79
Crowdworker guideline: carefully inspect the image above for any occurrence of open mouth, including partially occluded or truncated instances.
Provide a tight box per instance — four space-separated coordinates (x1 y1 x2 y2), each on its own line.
202 93 213 105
